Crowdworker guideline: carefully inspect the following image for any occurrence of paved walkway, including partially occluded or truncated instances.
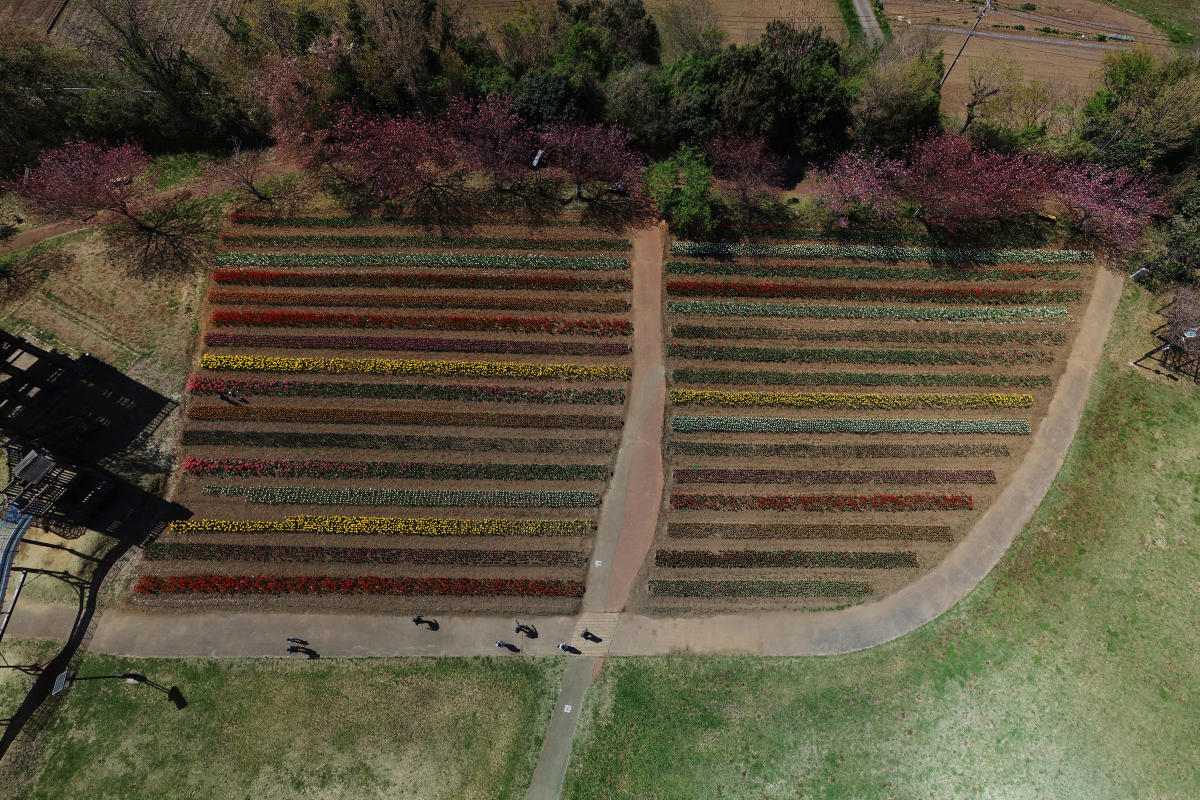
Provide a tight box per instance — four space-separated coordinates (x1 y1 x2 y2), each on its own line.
851 0 885 42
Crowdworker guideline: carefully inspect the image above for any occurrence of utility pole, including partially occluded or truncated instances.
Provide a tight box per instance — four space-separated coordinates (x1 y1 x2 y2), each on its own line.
941 0 993 88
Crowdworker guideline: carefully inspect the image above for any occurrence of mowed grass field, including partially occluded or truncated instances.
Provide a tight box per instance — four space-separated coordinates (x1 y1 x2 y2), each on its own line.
0 650 561 800
561 283 1200 798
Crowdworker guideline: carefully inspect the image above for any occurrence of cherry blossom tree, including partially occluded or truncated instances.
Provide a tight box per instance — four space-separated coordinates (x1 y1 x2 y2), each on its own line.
702 132 786 214
249 35 352 161
541 123 644 202
441 93 536 190
811 151 904 228
1051 162 1164 250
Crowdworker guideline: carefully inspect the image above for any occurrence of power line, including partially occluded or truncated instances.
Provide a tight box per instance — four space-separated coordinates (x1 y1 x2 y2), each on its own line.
940 0 992 88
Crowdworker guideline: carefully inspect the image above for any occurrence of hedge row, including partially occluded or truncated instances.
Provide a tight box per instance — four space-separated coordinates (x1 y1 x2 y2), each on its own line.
184 457 609 481
209 290 631 313
187 378 625 405
667 523 954 541
182 430 618 453
672 469 995 485
668 222 1047 247
671 368 1052 389
667 301 1070 323
666 442 1009 459
136 574 584 597
666 280 1080 305
669 242 1093 264
664 261 1080 282
199 354 632 381
204 332 631 357
221 233 631 253
169 516 595 535
215 253 629 270
668 344 1053 366
204 486 601 507
649 579 872 597
212 310 631 337
187 405 624 429
228 213 596 228
212 270 631 292
145 542 586 566
654 549 918 569
670 324 1067 346
669 389 1033 410
671 416 1032 435
671 493 973 511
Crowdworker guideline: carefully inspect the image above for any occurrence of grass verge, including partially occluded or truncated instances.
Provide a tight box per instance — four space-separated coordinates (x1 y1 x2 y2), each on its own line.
562 283 1200 798
2 652 561 800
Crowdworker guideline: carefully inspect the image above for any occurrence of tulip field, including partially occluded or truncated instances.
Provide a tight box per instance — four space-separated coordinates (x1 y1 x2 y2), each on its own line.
145 218 633 612
640 239 1095 612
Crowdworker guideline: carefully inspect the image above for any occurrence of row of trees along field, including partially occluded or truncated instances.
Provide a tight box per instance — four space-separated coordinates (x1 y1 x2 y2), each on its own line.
0 0 1198 283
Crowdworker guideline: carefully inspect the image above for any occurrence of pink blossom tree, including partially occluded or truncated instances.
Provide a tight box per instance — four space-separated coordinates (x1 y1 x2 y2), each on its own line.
811 152 904 228
702 132 786 214
442 93 536 190
541 123 644 202
1051 162 1164 250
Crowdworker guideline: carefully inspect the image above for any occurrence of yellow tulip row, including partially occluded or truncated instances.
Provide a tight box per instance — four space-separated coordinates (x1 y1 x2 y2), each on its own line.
169 516 595 536
200 354 631 381
668 389 1034 409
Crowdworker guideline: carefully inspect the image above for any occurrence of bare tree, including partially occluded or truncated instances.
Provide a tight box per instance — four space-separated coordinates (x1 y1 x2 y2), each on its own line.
960 49 1022 134
209 140 312 214
659 0 724 60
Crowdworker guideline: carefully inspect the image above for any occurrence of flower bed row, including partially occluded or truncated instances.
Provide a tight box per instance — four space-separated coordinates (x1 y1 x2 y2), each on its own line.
220 233 632 253
136 574 585 597
669 389 1033 410
182 430 618 453
654 549 919 569
668 222 1048 247
648 579 872 598
664 261 1080 282
666 442 1010 459
228 213 598 228
668 344 1053 366
670 324 1067 346
667 523 954 541
199 354 632 381
216 253 629 270
209 290 631 313
145 542 587 566
212 270 631 292
211 311 631 337
667 301 1070 323
671 368 1052 389
672 469 995 485
183 457 609 481
186 378 625 405
169 516 595 536
666 280 1080 305
187 405 624 429
669 242 1093 264
671 416 1032 435
670 493 973 511
203 332 631 357
203 486 601 507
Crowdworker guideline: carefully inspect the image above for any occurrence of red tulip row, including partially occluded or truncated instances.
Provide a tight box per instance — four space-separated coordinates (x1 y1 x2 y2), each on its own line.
187 405 624 428
210 310 632 337
672 469 996 485
144 543 586 567
203 332 631 357
135 574 585 596
207 290 631 313
665 280 1080 305
212 270 631 293
182 456 608 481
667 523 955 541
654 549 919 569
670 493 974 512
649 579 872 598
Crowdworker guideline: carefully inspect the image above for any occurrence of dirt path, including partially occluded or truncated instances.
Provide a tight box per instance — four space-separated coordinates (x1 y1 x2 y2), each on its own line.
851 0 884 41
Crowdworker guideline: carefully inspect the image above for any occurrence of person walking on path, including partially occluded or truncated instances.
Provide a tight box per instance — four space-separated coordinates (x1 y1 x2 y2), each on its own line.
557 643 570 652
286 637 308 645
412 616 426 627
496 640 510 649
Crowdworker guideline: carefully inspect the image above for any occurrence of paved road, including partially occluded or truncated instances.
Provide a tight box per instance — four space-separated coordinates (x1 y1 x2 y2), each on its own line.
851 0 885 42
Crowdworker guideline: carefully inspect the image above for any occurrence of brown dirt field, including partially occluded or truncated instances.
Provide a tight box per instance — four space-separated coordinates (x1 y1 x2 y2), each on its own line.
2 0 65 33
45 0 243 53
880 0 1172 115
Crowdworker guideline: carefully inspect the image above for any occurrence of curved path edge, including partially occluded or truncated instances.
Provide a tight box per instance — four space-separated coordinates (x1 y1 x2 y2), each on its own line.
610 268 1125 656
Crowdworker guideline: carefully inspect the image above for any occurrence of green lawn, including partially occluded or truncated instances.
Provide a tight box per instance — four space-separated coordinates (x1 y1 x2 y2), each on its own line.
1102 0 1198 45
2 654 560 800
562 284 1200 799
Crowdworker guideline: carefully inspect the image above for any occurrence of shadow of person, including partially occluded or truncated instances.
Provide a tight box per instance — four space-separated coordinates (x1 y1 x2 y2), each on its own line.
166 686 188 710
580 630 602 643
522 625 538 640
560 645 582 655
425 620 440 632
301 647 320 659
502 643 520 653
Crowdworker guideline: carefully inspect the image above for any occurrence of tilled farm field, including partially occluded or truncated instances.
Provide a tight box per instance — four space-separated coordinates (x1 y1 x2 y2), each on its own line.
632 236 1096 613
139 217 635 614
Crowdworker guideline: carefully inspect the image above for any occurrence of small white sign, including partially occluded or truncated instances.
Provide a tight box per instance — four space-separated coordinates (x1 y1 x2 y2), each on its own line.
594 560 601 567
563 705 572 713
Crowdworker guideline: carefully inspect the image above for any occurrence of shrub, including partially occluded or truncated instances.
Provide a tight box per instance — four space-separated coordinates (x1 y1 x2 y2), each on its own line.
168 516 595 536
671 416 1032 434
184 457 609 481
136 574 585 597
220 233 631 252
181 431 618 453
187 405 623 429
667 523 954 540
199 355 631 381
145 542 586 567
668 344 1052 366
671 368 1052 388
670 242 1092 264
667 301 1070 323
670 324 1067 346
649 579 872 597
654 549 918 568
203 486 601 507
212 270 631 293
226 215 603 229
215 252 629 270
666 443 1009 459
672 469 995 484
669 493 973 511
186 378 625 405
209 290 630 313
665 280 1081 305
203 332 631 357
668 389 1033 409
210 310 632 337
665 261 1080 281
